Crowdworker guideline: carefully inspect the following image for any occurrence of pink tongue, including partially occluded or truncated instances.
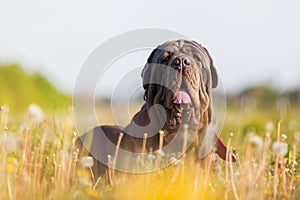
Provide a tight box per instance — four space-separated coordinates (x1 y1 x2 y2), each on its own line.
173 90 191 104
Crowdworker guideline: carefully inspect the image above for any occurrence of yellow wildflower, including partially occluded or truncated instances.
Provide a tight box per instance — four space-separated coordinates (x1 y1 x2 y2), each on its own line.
281 192 290 198
263 189 273 196
295 174 300 181
77 169 90 178
8 157 15 163
85 187 101 198
6 163 17 172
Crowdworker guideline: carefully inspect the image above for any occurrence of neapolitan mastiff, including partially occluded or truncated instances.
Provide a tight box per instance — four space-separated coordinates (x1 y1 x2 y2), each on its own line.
75 40 236 179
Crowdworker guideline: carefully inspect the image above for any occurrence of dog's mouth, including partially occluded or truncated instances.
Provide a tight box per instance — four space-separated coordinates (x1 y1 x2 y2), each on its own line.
164 82 199 131
173 87 192 105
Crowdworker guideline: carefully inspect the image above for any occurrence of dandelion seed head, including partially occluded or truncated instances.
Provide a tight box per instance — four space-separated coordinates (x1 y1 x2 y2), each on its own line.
264 132 272 147
294 132 300 141
170 157 180 165
79 177 92 186
0 133 18 153
147 154 156 161
58 150 70 161
248 135 264 152
28 103 44 123
281 134 287 141
272 141 288 156
265 121 274 131
80 156 94 168
154 149 165 157
289 120 297 130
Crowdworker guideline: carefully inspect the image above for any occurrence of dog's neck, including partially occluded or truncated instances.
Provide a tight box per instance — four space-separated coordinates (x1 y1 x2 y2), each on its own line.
125 103 198 148
123 103 235 161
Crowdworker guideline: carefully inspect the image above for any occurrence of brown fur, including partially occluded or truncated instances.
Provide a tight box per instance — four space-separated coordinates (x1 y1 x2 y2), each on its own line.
75 40 235 179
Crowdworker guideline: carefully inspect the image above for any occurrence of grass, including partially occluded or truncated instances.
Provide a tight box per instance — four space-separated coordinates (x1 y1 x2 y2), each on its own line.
0 102 300 200
0 64 70 114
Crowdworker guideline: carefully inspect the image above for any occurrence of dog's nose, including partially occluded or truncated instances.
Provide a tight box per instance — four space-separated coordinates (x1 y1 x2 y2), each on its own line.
173 57 181 70
183 58 190 68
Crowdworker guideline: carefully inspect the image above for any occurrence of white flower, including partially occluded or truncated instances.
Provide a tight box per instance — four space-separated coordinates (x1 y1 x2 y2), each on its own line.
294 132 300 141
79 177 92 186
58 150 70 161
169 157 180 165
0 133 18 153
272 141 288 156
264 132 272 147
80 156 94 168
248 135 264 152
154 149 165 157
28 103 44 123
265 121 274 131
281 134 287 141
289 120 297 130
147 154 156 161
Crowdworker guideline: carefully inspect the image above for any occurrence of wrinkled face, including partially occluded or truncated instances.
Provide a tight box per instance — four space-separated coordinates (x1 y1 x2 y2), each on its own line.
142 40 218 132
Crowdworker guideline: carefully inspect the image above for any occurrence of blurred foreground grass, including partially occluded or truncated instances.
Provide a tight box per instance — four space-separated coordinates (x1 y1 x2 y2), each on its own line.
0 102 300 200
1 64 300 199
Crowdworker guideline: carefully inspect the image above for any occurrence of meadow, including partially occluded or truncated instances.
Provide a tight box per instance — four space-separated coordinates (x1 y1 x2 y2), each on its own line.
1 63 300 199
0 99 299 200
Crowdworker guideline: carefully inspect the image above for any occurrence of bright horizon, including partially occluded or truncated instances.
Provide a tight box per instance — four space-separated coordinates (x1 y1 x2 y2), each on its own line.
1 0 300 96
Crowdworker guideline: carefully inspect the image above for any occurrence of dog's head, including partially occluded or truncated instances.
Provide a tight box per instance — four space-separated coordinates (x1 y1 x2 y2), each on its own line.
142 40 218 133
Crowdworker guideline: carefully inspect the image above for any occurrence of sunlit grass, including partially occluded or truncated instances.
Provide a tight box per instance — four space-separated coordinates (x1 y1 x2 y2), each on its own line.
0 103 299 199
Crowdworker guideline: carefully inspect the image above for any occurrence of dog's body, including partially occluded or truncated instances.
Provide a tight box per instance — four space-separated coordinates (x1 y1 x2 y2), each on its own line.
75 40 234 179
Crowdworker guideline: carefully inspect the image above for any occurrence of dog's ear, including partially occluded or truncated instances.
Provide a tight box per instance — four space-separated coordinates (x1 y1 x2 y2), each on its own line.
146 48 159 64
141 47 166 107
191 41 218 89
142 47 167 90
141 63 150 91
141 48 158 90
203 47 218 88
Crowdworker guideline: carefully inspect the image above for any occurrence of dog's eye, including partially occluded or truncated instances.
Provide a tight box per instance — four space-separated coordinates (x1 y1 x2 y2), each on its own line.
162 56 169 62
162 52 172 62
193 55 201 62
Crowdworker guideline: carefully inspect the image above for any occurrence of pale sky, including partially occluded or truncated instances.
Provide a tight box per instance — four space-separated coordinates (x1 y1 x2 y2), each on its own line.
1 0 300 95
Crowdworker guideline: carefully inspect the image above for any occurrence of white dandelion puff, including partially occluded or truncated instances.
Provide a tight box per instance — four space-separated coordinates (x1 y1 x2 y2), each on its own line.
272 141 288 156
264 132 272 147
58 150 70 161
79 177 92 186
265 121 274 131
248 135 264 152
281 134 287 141
80 156 94 168
154 149 165 157
147 154 156 161
294 132 300 141
169 157 180 165
28 103 44 123
0 133 18 153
